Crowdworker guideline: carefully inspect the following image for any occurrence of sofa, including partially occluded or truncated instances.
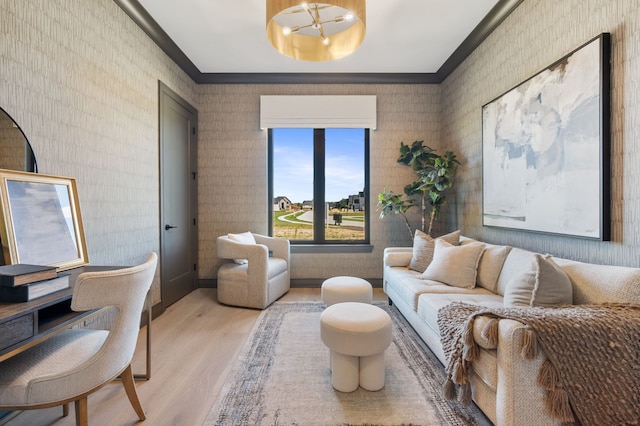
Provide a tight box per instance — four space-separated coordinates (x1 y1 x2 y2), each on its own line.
383 231 640 426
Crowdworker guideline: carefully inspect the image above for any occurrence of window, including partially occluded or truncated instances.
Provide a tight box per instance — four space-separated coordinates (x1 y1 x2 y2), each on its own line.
269 128 370 244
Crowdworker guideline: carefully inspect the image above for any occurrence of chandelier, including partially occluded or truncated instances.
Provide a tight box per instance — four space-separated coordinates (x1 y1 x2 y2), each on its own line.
266 1 366 62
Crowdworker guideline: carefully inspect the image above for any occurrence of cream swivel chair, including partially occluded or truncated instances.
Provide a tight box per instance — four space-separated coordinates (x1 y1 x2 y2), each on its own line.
0 252 157 426
216 232 290 309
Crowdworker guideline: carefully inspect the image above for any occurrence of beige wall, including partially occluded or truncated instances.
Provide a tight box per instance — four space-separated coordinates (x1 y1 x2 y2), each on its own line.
441 0 640 266
0 0 198 304
198 84 441 281
0 111 28 171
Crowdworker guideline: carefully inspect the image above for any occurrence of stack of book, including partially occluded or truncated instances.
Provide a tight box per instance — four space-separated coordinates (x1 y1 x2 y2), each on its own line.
0 264 70 302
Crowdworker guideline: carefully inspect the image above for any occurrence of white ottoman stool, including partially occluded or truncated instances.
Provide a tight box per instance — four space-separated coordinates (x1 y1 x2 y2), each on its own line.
321 276 373 306
320 302 392 392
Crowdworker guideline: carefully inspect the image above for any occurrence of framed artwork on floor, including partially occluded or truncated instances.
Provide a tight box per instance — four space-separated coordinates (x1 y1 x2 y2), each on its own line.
482 33 611 240
0 169 89 270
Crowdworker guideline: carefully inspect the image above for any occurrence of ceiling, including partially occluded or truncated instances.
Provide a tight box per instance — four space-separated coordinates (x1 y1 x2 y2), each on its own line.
116 0 522 83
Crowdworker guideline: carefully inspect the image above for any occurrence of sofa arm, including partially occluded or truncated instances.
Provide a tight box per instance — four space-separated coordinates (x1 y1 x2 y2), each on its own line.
495 319 558 426
217 237 263 261
383 247 413 268
253 233 290 263
217 235 269 272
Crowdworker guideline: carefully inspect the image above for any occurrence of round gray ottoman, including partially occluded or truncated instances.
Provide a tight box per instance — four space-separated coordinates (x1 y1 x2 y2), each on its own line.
321 276 373 306
320 302 392 392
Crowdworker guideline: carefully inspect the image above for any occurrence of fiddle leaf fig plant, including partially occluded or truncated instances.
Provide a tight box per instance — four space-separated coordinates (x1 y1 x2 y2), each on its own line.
419 149 460 235
378 140 460 238
377 189 417 240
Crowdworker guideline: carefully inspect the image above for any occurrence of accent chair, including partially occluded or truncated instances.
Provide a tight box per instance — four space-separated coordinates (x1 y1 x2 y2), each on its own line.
0 252 158 426
216 232 290 309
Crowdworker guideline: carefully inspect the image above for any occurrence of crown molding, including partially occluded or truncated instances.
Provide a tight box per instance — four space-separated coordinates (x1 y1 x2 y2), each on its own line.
435 0 523 81
113 0 523 84
112 0 201 81
197 73 442 85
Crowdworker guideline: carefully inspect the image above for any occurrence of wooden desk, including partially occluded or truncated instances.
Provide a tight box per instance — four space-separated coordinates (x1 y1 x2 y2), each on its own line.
0 266 151 379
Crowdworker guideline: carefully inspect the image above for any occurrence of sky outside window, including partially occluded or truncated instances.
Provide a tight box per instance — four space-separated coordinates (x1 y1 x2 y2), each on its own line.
273 128 364 203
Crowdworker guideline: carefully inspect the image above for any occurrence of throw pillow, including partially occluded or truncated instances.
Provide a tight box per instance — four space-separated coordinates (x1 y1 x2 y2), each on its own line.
503 254 573 307
408 229 460 273
476 244 512 292
421 239 485 288
228 232 256 264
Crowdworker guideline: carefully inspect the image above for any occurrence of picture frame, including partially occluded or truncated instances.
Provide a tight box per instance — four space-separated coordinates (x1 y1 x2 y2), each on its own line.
0 169 89 270
482 33 611 240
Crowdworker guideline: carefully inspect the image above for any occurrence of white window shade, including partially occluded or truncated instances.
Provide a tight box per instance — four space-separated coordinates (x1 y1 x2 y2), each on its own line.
260 95 377 129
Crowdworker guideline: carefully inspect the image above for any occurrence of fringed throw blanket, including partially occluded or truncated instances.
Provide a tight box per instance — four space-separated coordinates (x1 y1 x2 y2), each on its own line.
437 302 640 425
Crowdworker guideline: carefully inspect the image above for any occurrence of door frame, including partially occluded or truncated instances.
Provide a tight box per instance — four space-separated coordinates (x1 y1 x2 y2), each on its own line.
158 81 198 308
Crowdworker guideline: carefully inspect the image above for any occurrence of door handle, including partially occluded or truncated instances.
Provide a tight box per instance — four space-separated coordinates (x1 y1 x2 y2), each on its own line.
165 224 177 230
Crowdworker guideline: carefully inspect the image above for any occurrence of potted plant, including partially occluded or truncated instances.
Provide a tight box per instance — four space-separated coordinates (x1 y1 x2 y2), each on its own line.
378 140 460 238
377 189 416 240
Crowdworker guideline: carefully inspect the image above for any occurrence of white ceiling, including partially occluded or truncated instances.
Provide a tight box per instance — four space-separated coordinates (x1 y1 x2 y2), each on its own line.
136 0 501 74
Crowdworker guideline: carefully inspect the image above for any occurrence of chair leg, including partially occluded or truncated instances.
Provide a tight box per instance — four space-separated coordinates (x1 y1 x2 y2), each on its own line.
63 403 69 417
121 364 146 420
74 397 88 426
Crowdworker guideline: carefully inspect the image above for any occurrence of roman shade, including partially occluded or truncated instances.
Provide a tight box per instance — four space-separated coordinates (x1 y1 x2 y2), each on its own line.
260 95 377 129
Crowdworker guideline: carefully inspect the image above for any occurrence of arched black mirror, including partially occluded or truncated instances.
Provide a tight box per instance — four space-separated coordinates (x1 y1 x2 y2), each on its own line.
0 107 37 173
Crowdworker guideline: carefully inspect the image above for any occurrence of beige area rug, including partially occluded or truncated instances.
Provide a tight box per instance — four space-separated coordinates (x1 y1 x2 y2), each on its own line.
204 301 491 426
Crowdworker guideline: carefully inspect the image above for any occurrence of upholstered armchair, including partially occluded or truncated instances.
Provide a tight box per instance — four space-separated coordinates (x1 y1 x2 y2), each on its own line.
216 232 290 309
0 253 157 426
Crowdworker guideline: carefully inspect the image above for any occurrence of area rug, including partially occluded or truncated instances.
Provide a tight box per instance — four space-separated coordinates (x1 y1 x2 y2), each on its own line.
204 301 491 426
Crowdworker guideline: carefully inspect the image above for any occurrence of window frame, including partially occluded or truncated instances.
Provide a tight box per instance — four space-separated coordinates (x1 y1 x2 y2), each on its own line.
268 128 370 246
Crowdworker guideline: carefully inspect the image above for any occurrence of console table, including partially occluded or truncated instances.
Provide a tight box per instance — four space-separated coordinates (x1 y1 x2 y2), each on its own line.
0 266 151 379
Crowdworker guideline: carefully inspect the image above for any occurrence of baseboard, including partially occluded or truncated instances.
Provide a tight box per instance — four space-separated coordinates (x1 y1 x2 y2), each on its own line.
290 278 382 288
198 278 382 289
151 302 165 320
199 278 216 288
141 302 165 326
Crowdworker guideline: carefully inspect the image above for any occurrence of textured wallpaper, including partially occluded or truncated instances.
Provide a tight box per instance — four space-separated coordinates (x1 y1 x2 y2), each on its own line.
0 0 198 304
441 0 640 267
197 84 441 282
0 111 27 171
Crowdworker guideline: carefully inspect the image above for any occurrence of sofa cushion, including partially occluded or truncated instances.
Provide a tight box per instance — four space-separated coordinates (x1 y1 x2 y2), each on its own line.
267 258 288 278
386 266 489 311
476 244 512 292
416 292 504 343
227 232 256 264
385 267 436 310
471 348 498 392
421 240 485 289
415 291 501 392
503 254 573 307
408 230 460 272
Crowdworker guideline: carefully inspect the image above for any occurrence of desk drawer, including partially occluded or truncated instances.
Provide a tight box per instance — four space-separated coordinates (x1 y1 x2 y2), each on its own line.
0 314 34 351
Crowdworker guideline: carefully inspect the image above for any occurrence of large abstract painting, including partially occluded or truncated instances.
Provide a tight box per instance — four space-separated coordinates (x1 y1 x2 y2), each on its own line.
482 33 611 240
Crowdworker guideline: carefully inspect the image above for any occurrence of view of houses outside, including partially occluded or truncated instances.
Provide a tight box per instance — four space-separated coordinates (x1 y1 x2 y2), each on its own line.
272 128 366 241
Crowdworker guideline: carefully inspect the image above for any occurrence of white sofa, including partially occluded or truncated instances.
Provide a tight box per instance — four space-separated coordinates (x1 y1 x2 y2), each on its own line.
383 235 640 426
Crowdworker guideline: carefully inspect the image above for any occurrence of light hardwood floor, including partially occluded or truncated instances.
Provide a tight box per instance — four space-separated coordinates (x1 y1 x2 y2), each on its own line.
4 287 388 426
